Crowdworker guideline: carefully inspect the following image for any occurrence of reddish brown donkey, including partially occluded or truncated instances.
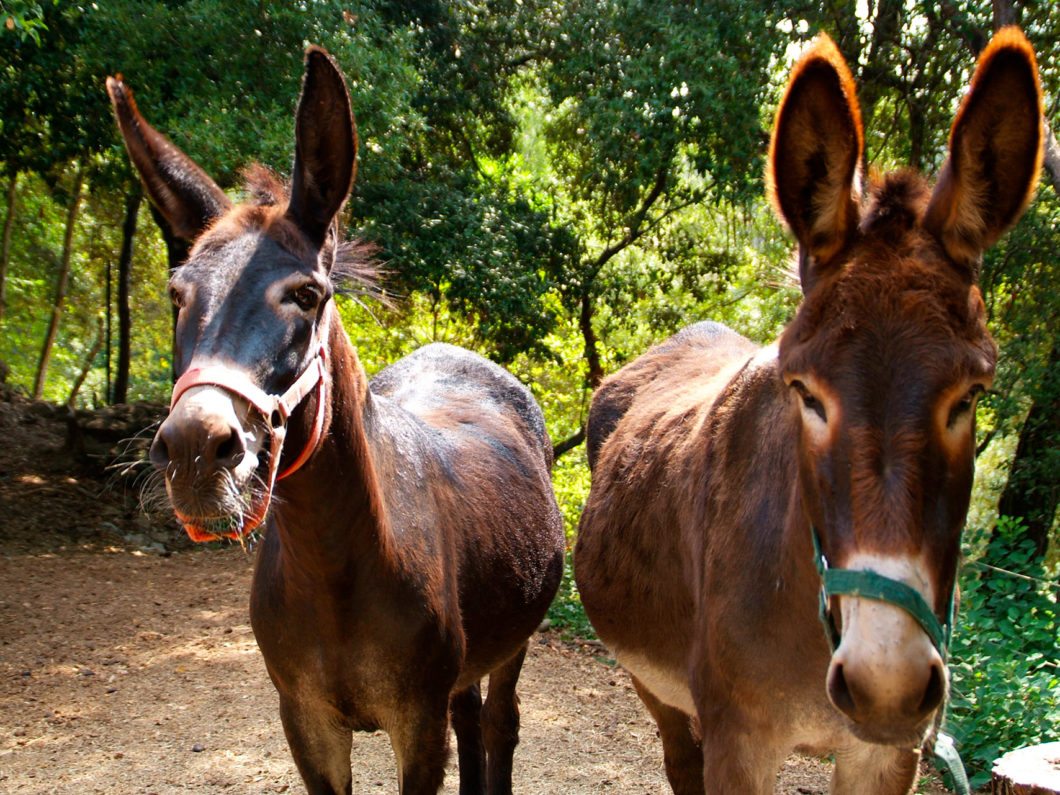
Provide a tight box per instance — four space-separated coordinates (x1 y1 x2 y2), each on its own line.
575 28 1041 795
107 48 564 795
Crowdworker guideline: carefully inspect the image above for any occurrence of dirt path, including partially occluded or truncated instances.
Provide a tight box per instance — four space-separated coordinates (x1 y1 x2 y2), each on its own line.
0 546 841 794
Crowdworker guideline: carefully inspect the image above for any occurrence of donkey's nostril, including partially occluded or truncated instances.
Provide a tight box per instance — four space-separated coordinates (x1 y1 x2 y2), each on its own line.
212 426 247 470
827 661 857 717
917 658 946 715
149 432 171 473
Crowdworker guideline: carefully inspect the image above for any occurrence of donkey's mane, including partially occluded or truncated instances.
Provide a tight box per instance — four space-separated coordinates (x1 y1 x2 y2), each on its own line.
860 170 931 236
856 170 932 236
242 163 287 207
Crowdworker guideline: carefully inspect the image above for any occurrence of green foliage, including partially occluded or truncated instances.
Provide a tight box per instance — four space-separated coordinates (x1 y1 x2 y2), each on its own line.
542 1 784 214
360 175 578 363
0 170 172 404
0 1 52 45
947 516 1060 787
546 446 595 638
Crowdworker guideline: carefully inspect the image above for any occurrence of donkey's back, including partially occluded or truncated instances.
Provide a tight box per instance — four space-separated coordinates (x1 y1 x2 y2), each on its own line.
586 321 757 470
577 320 779 709
371 342 553 468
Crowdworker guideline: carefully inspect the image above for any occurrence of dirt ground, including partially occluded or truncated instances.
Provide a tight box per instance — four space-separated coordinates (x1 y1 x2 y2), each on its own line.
0 385 950 794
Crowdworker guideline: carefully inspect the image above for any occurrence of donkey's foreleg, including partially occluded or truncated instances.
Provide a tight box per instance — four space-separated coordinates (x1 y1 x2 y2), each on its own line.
450 682 486 794
481 643 529 795
277 697 353 795
389 697 451 795
629 675 704 795
698 714 783 795
832 741 919 795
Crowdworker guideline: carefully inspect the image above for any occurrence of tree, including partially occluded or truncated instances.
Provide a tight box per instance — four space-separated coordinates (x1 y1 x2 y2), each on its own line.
112 186 141 403
32 165 83 398
0 172 17 327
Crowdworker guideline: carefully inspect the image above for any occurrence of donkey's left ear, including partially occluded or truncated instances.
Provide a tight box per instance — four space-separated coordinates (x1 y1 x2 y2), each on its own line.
287 46 358 250
924 27 1042 278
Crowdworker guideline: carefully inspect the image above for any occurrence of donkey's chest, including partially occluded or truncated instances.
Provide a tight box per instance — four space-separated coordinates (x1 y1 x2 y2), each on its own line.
249 564 463 723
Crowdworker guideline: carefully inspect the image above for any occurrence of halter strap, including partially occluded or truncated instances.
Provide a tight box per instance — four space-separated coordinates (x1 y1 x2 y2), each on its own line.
169 345 327 539
810 525 953 659
810 526 970 795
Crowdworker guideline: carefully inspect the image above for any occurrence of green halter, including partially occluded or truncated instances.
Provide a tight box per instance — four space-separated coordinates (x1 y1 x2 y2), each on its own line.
811 526 969 795
811 526 954 660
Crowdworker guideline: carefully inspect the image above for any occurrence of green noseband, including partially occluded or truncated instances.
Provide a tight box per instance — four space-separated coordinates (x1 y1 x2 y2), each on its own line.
811 526 953 660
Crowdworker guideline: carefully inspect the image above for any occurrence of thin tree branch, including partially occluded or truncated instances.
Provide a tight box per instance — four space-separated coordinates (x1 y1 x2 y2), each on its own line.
586 155 673 280
553 425 586 460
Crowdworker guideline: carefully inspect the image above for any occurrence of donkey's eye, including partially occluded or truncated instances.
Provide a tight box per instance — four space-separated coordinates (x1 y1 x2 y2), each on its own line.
947 385 984 428
289 285 320 312
791 380 827 422
169 286 185 308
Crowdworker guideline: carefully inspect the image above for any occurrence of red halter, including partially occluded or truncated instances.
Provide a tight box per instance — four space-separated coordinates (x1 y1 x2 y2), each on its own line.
168 344 328 541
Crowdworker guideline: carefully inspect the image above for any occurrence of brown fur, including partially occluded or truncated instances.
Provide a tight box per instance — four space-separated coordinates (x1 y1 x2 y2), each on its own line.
576 28 1041 795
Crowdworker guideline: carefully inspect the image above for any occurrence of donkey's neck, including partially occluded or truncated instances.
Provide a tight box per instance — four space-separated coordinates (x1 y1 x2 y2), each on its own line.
267 311 391 579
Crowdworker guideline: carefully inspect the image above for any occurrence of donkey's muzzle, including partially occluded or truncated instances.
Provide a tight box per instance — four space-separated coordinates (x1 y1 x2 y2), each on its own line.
150 384 264 541
825 596 947 747
151 406 247 479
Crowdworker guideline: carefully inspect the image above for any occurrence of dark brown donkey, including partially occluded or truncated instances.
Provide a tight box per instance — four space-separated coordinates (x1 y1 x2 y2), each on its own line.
107 48 563 795
575 28 1041 795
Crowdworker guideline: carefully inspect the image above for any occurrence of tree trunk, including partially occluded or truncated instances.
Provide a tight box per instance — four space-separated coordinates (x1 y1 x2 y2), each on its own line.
991 742 1060 794
991 0 1018 29
149 202 190 273
991 0 1060 558
578 289 604 391
113 187 142 404
0 173 18 327
148 203 189 382
33 167 85 400
67 315 105 408
995 340 1060 558
963 0 1060 560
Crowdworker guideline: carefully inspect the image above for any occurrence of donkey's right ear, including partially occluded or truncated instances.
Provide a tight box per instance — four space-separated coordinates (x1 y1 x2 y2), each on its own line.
106 75 230 242
767 34 863 294
287 47 357 250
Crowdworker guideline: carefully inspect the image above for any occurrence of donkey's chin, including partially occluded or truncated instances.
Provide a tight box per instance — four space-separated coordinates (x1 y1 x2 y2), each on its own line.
843 713 936 750
167 477 267 543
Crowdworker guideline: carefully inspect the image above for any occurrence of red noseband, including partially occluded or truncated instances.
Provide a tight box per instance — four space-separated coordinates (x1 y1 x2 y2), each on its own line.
167 344 328 541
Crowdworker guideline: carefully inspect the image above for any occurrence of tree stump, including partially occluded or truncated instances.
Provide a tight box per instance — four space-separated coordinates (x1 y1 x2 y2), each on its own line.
992 742 1060 794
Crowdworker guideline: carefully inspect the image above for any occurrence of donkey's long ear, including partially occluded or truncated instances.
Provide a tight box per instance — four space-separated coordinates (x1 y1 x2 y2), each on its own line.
924 27 1042 279
106 76 230 242
767 34 863 295
287 47 357 250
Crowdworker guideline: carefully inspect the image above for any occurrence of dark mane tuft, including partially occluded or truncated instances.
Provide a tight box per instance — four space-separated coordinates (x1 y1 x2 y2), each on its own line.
242 163 288 207
234 164 387 308
860 170 931 235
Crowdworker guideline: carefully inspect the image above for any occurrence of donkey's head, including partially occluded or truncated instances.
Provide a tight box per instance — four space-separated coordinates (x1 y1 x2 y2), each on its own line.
108 47 358 541
770 29 1040 746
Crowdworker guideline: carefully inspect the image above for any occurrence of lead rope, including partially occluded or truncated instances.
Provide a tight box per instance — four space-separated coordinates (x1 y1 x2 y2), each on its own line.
811 527 971 795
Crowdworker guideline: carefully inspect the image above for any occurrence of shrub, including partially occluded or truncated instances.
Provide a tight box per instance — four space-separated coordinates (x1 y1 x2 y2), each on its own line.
945 516 1060 788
